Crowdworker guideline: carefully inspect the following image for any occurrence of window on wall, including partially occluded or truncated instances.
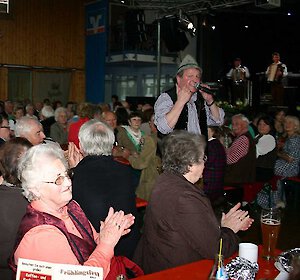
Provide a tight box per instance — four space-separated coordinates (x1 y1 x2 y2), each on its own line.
8 70 32 102
104 74 113 104
105 72 174 102
116 75 137 100
8 69 71 104
160 75 174 92
142 74 156 97
142 74 174 96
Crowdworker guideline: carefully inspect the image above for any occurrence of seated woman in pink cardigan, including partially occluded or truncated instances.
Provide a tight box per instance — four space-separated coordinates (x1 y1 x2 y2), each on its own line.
10 143 135 279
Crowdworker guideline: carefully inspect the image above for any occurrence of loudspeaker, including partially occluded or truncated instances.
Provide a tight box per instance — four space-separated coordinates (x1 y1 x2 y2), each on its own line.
160 17 189 52
125 9 147 47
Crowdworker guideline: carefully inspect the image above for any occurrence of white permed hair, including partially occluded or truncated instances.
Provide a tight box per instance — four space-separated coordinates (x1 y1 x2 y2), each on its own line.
78 119 115 156
18 143 67 202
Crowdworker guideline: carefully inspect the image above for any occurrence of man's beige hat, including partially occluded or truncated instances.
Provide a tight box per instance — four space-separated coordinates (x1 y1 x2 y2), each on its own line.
177 54 201 74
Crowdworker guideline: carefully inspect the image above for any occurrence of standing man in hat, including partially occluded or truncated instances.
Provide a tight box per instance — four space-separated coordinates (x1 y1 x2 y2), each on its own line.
266 52 288 106
154 55 224 138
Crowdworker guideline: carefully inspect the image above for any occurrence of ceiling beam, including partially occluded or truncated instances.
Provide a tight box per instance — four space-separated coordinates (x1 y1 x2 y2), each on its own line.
111 0 254 15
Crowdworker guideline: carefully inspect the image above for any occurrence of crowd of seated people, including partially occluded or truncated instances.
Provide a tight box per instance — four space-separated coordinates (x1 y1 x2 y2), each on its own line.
133 131 253 273
0 97 300 279
10 143 136 279
214 111 299 205
0 98 152 279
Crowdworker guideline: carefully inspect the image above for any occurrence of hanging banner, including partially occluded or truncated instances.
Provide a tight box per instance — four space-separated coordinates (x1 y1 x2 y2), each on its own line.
85 0 107 103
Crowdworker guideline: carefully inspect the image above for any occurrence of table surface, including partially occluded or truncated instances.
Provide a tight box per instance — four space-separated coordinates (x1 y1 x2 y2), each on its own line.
135 247 280 280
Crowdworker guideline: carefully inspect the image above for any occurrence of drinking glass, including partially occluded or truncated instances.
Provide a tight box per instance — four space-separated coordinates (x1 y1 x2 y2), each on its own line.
260 208 281 260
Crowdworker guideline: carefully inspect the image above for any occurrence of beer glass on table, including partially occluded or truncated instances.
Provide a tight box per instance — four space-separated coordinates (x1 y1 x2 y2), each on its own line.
260 208 281 260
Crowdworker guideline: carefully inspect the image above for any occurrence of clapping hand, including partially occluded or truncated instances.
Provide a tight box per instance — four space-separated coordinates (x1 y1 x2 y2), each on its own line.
221 202 254 233
67 142 83 168
99 207 135 247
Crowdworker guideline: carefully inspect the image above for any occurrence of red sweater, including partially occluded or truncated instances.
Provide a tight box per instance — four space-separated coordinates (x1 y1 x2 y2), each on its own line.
68 117 89 148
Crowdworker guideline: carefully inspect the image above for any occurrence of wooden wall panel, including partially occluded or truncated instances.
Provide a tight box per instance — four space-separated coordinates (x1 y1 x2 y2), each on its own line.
0 68 8 100
70 71 86 103
0 0 87 101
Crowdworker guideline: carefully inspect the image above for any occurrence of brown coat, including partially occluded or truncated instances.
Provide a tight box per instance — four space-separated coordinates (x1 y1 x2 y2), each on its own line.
116 126 141 154
128 134 160 201
133 172 239 274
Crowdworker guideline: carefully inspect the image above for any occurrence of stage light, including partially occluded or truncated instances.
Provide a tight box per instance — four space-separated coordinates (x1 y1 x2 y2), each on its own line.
178 17 196 37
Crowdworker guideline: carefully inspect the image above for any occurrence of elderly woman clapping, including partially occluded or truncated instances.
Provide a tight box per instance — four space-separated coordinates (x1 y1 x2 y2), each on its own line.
10 143 135 278
134 130 253 274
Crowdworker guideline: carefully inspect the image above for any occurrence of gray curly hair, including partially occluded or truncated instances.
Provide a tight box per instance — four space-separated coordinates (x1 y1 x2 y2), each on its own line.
18 143 67 202
162 130 206 175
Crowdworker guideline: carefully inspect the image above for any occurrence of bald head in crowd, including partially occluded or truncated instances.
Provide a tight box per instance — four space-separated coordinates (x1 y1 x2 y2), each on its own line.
102 111 117 130
14 116 46 145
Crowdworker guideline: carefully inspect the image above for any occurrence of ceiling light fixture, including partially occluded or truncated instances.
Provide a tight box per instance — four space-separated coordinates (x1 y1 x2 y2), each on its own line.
178 18 196 36
177 10 197 37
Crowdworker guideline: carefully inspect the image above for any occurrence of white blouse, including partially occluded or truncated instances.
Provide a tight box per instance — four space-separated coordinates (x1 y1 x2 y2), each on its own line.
255 134 276 158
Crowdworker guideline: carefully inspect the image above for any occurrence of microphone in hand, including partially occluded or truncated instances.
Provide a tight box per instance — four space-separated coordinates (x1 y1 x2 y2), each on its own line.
194 83 217 96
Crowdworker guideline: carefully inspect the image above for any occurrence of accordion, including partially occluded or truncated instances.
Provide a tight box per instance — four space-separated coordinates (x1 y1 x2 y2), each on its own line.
267 63 285 82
